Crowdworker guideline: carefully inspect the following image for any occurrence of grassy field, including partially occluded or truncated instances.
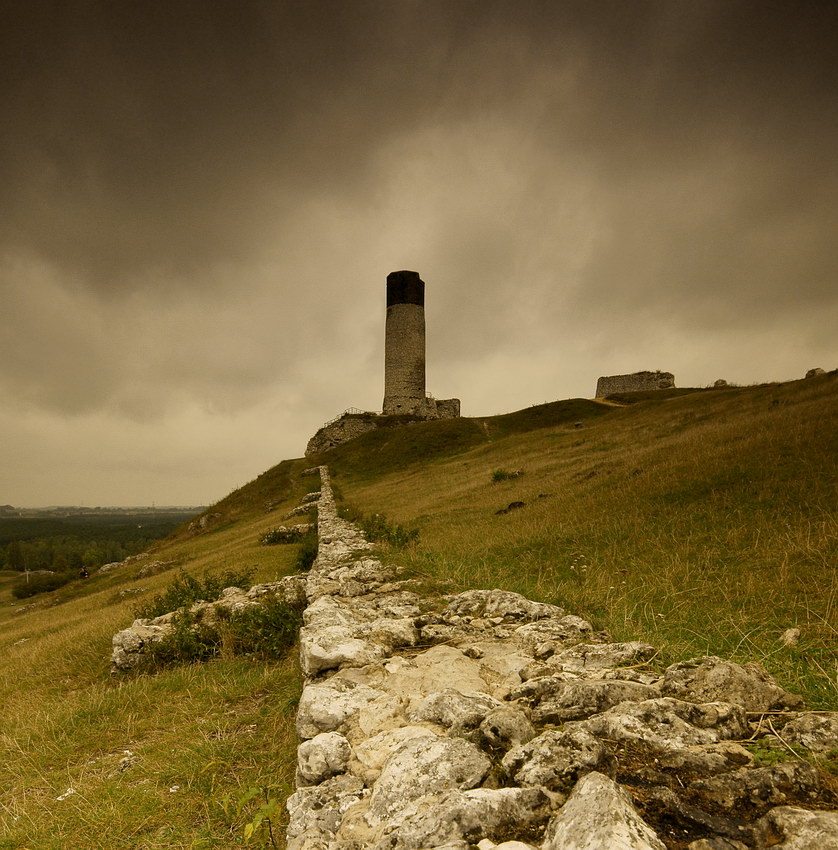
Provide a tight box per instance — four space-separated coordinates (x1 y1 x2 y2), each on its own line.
322 373 838 709
0 460 313 849
1 372 835 847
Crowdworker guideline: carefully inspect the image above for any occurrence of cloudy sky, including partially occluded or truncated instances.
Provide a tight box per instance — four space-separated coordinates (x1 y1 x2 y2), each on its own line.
2 1 836 506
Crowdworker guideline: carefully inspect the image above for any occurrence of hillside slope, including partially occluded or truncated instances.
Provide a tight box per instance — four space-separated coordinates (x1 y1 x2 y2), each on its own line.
318 373 838 708
0 372 835 848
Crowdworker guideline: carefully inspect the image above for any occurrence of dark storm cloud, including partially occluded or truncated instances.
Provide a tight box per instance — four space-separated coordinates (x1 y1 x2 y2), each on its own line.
1 0 836 503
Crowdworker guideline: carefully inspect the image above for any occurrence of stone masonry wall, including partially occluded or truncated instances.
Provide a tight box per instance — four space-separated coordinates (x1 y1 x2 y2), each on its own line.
384 302 427 415
596 371 675 397
287 467 838 849
306 417 379 457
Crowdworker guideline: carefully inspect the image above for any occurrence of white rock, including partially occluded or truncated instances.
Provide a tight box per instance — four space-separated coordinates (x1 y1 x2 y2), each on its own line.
296 681 386 739
572 697 750 750
443 589 564 622
410 688 502 728
660 656 802 712
502 728 616 790
753 805 838 849
542 771 666 850
366 737 491 827
478 707 536 750
297 731 352 785
513 616 593 653
781 712 838 752
380 645 491 708
350 725 439 783
286 773 367 849
518 678 659 723
521 641 656 677
378 787 551 850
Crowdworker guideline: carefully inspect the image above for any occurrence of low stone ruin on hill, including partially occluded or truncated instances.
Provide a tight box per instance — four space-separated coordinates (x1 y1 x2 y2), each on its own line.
111 466 838 848
596 371 676 397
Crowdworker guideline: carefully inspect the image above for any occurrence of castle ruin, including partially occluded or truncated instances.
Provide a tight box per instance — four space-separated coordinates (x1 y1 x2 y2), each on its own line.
596 370 675 397
383 270 460 419
305 271 459 456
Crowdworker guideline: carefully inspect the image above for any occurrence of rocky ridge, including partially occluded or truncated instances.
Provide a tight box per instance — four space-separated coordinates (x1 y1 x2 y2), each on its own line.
288 466 838 850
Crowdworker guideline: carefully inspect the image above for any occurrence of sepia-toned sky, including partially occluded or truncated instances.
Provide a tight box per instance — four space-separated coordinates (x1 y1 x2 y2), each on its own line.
2 0 836 506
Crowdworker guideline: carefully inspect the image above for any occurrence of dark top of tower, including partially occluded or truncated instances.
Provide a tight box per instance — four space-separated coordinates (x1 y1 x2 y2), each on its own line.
387 270 425 307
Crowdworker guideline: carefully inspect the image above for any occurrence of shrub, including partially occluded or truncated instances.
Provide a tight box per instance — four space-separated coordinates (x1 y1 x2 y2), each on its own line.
491 468 523 483
144 609 221 666
217 597 302 659
134 567 255 620
360 512 419 548
294 529 319 572
337 504 419 548
11 571 73 599
143 597 301 668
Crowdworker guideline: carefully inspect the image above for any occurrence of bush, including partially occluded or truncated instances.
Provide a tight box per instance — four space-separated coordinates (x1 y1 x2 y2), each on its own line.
11 571 73 599
144 609 221 666
359 511 419 548
134 567 256 619
491 469 523 483
217 597 302 659
260 525 309 545
144 597 301 668
294 529 319 572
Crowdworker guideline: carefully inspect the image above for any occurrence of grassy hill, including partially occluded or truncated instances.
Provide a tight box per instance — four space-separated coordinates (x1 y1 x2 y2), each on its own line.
1 371 835 848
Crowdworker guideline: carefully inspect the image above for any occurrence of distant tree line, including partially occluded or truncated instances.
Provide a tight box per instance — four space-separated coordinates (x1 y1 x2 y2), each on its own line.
0 514 192 574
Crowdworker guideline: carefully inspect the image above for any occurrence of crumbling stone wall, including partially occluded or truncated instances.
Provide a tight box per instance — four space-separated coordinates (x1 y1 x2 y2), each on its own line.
306 416 379 456
288 466 838 849
596 371 675 397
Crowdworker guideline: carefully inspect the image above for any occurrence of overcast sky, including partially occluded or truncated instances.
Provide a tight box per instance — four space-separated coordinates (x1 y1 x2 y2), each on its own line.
2 1 836 506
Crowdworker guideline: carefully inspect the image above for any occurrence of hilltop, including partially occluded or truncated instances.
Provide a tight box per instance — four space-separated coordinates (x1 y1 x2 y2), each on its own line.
0 371 835 848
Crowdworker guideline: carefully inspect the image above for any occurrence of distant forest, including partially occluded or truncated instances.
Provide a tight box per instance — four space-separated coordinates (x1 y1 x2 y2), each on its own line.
0 511 198 573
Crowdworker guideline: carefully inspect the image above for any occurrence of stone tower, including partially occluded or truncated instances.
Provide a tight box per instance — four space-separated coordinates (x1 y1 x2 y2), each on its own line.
383 270 427 415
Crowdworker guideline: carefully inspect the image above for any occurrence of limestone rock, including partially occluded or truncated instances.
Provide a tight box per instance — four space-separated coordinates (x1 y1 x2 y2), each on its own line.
297 731 352 785
753 805 838 849
378 787 551 850
478 843 538 850
299 624 384 675
296 680 387 739
442 590 564 623
525 678 660 723
520 641 657 678
660 656 802 712
410 688 502 729
477 707 536 750
286 773 367 850
350 726 439 784
378 646 491 710
573 697 750 750
542 771 666 850
691 761 824 810
805 368 826 378
688 840 748 850
781 712 838 752
366 737 491 827
654 742 754 775
111 619 172 669
512 615 593 654
502 728 617 790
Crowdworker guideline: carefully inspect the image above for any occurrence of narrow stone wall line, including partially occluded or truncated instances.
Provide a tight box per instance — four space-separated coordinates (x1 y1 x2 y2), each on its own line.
287 466 838 850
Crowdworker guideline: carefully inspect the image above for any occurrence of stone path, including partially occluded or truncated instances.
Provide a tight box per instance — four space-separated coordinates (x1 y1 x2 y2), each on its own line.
287 466 838 850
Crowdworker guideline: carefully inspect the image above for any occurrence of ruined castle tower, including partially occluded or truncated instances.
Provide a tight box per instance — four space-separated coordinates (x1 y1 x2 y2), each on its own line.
383 270 427 415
